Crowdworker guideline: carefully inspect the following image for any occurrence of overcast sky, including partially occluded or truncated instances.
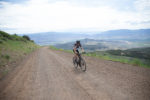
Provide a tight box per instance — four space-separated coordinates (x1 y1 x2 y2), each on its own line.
0 0 150 34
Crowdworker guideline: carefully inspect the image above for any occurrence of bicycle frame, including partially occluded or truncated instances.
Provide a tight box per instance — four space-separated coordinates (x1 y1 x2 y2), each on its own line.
73 53 86 72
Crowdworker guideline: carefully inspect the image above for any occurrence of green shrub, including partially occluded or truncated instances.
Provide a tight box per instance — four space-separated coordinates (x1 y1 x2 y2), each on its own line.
1 54 10 60
130 59 142 66
23 35 30 41
0 40 3 43
2 37 7 41
5 55 10 60
30 40 34 42
0 30 12 40
0 31 33 42
2 54 10 60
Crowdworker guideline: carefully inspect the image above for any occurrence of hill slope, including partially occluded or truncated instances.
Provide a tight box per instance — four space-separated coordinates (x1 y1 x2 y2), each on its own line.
106 47 150 60
0 30 39 79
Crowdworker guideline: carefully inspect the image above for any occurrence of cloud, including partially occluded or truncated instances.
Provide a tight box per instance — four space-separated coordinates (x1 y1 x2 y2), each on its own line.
0 0 150 34
134 0 150 11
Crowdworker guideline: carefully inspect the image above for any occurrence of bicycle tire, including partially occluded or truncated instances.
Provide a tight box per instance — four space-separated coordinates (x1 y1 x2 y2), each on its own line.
80 57 86 72
73 57 78 68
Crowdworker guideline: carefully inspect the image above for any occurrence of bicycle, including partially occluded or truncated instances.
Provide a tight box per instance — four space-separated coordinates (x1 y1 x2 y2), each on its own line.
73 52 86 72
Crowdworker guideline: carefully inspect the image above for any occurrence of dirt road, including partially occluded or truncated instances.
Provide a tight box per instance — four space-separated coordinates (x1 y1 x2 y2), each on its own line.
0 47 150 100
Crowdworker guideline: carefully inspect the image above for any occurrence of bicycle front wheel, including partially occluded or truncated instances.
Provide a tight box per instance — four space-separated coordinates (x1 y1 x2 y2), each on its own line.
80 58 86 72
73 57 78 68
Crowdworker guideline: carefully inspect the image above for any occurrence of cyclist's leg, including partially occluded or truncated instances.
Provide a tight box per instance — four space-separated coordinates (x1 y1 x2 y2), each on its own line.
76 50 80 59
73 49 78 61
76 50 82 67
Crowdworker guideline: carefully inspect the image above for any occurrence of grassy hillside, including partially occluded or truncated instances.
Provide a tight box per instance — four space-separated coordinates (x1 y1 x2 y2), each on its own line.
86 52 150 68
0 30 39 78
106 47 150 59
50 46 150 68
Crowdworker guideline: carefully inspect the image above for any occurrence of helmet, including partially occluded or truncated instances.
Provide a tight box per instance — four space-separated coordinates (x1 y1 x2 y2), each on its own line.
76 40 80 44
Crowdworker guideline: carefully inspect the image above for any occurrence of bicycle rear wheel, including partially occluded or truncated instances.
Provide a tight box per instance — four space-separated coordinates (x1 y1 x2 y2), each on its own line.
80 58 86 72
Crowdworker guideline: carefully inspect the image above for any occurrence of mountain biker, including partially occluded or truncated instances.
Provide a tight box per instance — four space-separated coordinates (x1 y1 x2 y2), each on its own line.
73 41 84 60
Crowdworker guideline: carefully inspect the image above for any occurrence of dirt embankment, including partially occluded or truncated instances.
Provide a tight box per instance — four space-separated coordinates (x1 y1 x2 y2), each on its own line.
0 47 150 100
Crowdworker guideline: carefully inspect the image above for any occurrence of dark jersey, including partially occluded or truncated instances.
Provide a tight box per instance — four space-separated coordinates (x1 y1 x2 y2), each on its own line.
73 43 82 49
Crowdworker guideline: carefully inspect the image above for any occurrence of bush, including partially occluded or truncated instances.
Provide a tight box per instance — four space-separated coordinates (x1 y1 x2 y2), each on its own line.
0 40 3 43
131 59 142 66
22 35 30 41
2 37 7 41
5 54 10 60
1 54 10 60
0 30 12 40
0 31 33 42
12 34 24 41
30 40 34 42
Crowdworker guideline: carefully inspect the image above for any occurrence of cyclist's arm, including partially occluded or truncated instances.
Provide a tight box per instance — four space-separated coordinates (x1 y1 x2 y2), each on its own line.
73 46 78 54
80 46 84 52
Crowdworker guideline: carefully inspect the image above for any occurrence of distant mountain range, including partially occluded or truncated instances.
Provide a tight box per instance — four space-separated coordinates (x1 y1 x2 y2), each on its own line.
92 29 150 40
27 32 89 45
26 29 150 46
54 38 150 51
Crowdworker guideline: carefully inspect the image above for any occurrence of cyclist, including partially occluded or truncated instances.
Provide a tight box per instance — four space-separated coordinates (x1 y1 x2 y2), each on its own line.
73 41 84 60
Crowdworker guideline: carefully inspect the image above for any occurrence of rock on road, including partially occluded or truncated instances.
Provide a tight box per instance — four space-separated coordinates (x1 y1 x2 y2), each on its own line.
0 47 150 100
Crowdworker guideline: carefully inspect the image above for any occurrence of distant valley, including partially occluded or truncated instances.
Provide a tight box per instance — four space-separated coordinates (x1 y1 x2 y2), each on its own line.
54 38 150 51
26 29 150 51
26 29 150 45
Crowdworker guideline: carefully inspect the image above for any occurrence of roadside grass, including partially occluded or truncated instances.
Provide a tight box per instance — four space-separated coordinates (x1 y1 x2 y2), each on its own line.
49 46 150 68
2 69 9 76
0 30 40 79
1 40 39 53
0 40 39 66
85 52 150 68
0 39 40 78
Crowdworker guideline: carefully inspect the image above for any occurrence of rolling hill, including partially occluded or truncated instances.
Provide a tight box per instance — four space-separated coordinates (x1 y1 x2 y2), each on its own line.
26 29 150 46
